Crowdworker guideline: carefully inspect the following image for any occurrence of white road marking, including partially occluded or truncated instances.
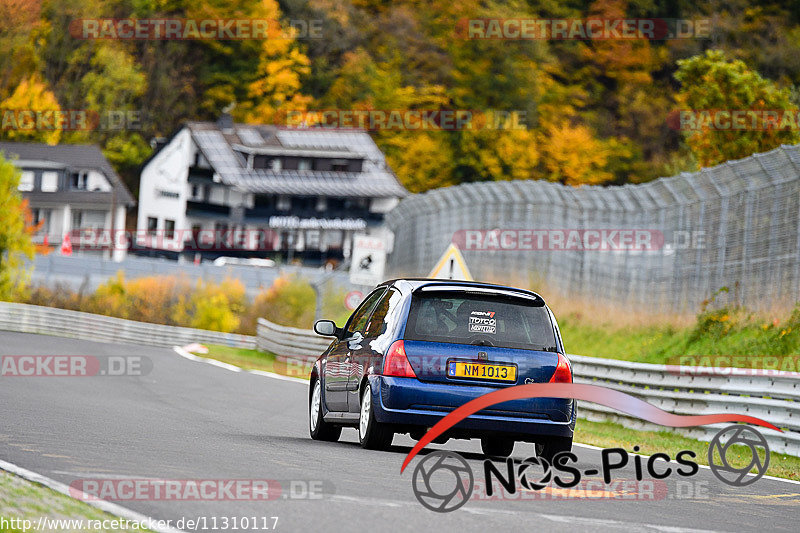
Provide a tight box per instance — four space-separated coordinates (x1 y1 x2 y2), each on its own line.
0 459 186 533
329 494 729 531
50 470 162 480
173 345 308 384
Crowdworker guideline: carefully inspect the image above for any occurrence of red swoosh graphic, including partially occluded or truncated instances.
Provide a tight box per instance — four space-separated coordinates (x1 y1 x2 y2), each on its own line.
400 383 781 473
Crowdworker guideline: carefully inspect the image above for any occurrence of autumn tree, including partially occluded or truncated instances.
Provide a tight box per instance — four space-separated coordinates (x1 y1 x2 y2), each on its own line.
0 153 36 300
0 75 62 144
232 0 312 123
539 122 617 186
675 49 800 167
382 132 456 193
0 0 41 97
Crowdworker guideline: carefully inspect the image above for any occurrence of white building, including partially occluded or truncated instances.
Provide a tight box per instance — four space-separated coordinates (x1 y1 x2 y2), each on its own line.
136 115 407 264
0 142 135 261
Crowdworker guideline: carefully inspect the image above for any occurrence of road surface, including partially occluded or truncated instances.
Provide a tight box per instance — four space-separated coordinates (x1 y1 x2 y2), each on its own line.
1 332 798 532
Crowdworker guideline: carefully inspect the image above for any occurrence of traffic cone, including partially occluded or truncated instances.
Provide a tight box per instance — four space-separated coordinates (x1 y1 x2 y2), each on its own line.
60 233 73 256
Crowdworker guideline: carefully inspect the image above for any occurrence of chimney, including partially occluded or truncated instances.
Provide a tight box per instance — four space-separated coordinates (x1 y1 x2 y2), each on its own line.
150 136 167 150
217 112 234 133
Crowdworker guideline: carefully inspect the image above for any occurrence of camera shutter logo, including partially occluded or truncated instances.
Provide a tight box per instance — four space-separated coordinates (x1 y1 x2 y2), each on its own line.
708 425 770 487
411 451 473 512
517 456 552 491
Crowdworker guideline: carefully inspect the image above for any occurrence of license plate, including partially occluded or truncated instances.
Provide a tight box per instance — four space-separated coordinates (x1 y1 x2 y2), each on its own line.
447 361 516 382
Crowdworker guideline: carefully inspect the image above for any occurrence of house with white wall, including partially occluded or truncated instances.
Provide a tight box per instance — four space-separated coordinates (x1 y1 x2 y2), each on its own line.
0 142 135 261
136 114 407 265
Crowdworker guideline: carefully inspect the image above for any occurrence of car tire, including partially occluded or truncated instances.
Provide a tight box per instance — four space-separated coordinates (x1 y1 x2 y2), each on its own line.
358 383 393 450
536 436 573 463
309 379 341 442
480 437 515 457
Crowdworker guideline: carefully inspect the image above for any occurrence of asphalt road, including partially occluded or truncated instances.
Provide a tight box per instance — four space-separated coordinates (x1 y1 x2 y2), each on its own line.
1 331 799 532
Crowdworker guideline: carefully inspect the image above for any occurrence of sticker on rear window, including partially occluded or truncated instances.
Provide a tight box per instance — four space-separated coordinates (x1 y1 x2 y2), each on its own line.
469 310 496 334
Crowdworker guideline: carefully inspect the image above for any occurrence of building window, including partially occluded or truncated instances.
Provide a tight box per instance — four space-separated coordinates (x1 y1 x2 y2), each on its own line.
306 230 320 249
165 219 175 239
70 171 88 190
147 217 158 236
18 171 34 191
316 197 327 211
276 196 291 211
344 197 369 210
270 158 282 171
41 171 58 192
191 184 199 199
71 210 83 230
298 159 312 171
331 159 348 172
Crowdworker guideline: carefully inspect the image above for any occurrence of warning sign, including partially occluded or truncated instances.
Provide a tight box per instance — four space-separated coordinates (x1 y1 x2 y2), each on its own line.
428 244 473 280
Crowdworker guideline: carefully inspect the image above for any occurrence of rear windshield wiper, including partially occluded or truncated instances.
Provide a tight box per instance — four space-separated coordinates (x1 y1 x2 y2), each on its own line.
471 339 494 347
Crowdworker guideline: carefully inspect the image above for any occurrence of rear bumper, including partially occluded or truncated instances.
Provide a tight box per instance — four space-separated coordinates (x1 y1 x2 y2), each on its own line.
371 375 576 440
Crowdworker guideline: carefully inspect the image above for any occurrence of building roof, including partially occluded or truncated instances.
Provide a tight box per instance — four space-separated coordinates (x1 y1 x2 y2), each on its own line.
183 120 408 198
0 142 135 205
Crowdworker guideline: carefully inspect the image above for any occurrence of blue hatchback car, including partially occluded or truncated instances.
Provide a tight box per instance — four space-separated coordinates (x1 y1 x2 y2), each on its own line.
308 279 576 459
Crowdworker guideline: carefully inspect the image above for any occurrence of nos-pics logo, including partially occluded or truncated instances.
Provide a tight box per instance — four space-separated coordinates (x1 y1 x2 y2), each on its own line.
411 425 770 513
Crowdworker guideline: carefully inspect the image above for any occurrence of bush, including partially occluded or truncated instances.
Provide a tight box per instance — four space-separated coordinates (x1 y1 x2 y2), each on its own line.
83 272 246 333
188 278 246 332
20 272 349 335
25 282 88 311
246 275 316 330
89 272 192 324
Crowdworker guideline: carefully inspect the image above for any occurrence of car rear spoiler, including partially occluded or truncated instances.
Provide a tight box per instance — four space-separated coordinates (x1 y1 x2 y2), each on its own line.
412 283 545 305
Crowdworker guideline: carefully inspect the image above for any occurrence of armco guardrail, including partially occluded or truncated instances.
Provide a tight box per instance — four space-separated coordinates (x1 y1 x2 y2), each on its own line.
255 318 800 457
0 301 255 349
570 355 800 457
257 318 332 359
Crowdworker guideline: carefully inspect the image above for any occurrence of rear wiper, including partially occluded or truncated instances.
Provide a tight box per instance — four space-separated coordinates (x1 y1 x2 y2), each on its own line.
472 339 493 347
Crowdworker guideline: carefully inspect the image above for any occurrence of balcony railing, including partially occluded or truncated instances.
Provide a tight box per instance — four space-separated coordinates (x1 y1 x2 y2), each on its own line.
244 206 382 222
186 200 231 217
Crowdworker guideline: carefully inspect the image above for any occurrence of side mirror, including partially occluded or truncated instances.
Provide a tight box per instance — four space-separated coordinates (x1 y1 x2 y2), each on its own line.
314 319 339 338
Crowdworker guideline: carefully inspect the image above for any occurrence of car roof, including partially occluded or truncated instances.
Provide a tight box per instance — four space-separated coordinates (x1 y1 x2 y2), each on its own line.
378 278 545 302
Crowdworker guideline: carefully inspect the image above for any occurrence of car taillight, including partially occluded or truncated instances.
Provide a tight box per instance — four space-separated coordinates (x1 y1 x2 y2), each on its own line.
549 353 572 383
383 340 417 378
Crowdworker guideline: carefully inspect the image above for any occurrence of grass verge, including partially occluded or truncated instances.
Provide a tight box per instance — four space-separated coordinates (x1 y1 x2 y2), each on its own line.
559 303 800 365
0 470 151 532
200 344 311 379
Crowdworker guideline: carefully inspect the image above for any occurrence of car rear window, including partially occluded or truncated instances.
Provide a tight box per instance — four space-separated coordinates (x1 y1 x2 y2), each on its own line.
404 291 558 351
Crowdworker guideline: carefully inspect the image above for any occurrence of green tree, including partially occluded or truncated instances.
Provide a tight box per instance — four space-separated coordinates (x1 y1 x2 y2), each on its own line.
0 153 35 300
675 49 800 167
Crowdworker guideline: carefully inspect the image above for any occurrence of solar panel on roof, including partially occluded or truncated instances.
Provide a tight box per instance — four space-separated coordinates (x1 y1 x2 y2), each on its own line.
238 128 264 145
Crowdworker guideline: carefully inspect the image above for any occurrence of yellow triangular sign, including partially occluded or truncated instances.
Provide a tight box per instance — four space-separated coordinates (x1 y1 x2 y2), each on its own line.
428 244 473 280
